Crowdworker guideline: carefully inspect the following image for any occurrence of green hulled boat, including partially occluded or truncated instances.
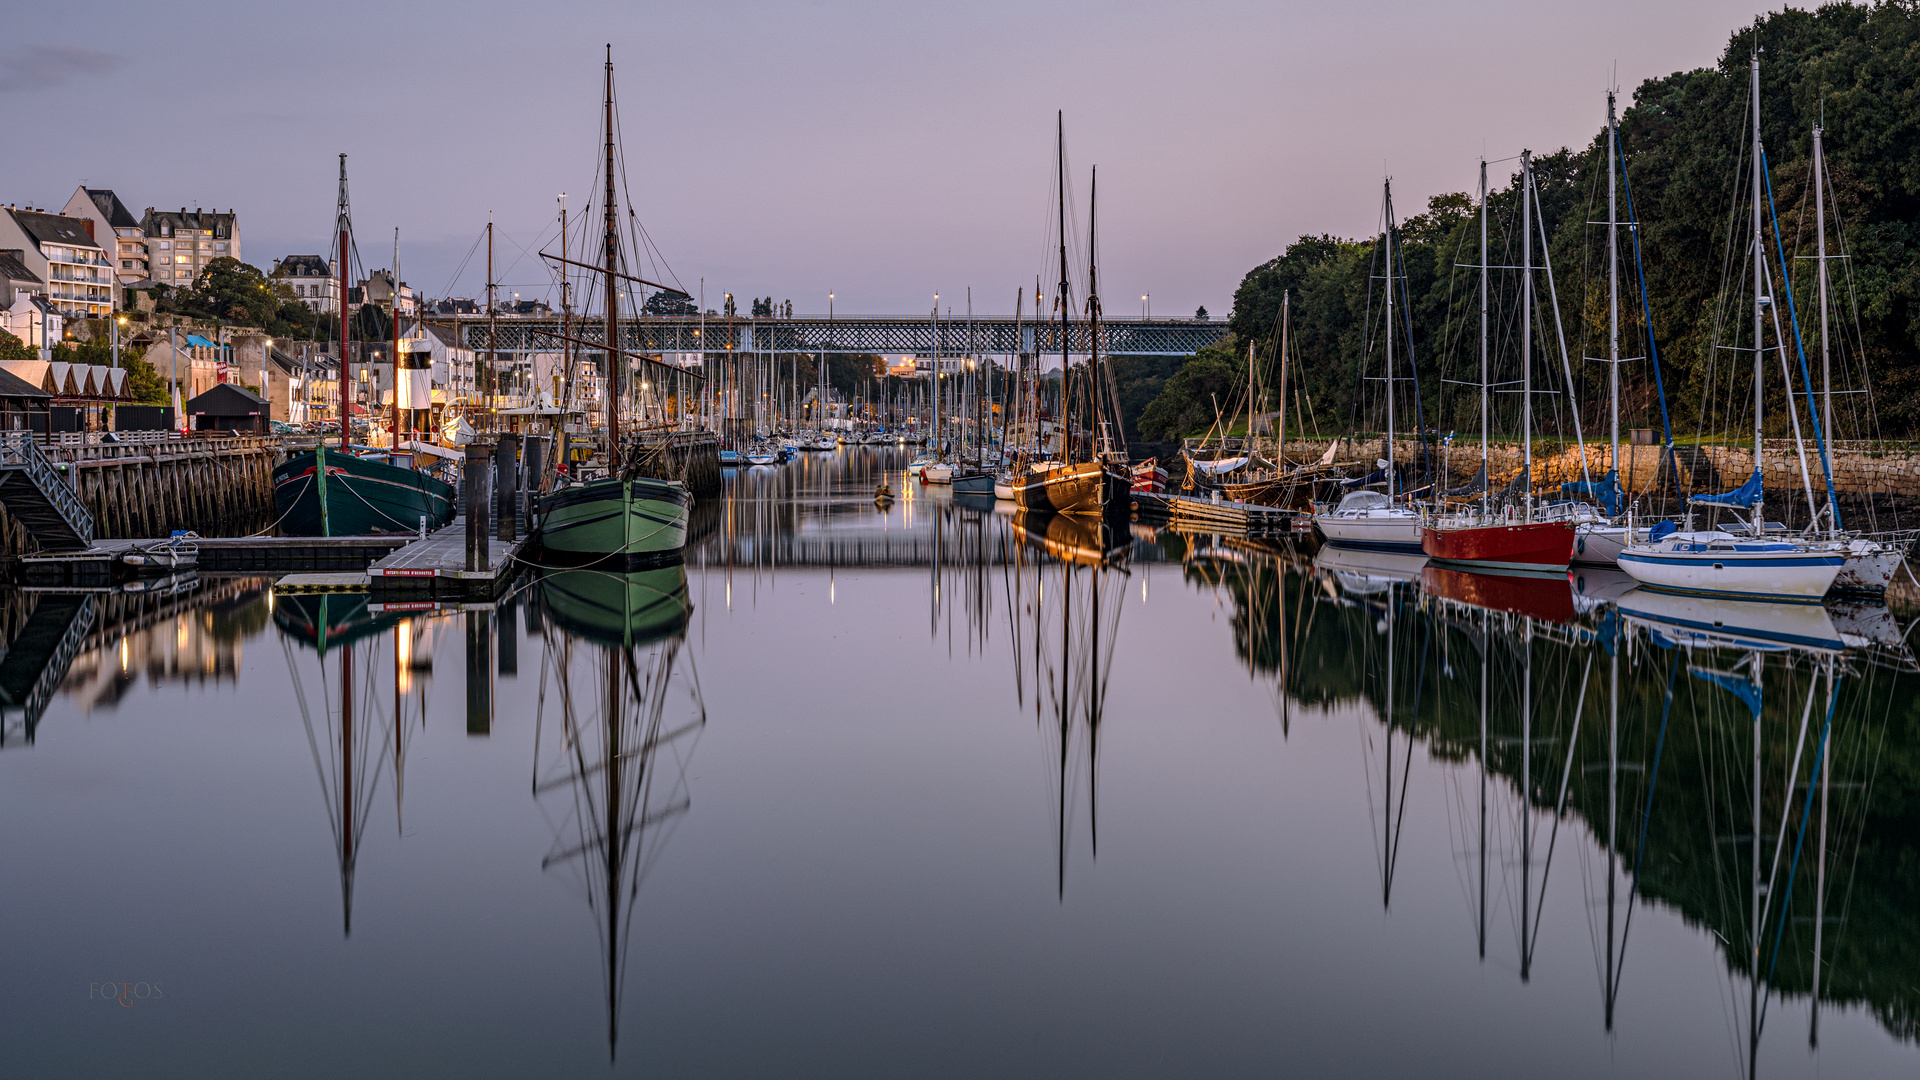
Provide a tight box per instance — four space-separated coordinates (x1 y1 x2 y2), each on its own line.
533 476 689 567
273 444 457 537
538 562 691 647
528 52 694 569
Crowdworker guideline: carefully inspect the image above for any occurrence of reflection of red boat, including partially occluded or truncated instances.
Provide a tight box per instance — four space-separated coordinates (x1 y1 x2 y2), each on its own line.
1421 520 1575 573
1422 564 1575 623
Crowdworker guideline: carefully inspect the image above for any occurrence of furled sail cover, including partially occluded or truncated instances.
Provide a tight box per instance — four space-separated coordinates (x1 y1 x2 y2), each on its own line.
1687 469 1761 509
1560 469 1620 515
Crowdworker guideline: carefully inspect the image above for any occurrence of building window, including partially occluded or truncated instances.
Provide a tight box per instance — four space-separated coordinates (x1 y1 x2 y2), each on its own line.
158 241 170 250
215 243 227 252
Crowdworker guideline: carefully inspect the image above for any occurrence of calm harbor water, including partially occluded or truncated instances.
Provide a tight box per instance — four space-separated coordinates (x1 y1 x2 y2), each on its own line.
4 447 1919 1078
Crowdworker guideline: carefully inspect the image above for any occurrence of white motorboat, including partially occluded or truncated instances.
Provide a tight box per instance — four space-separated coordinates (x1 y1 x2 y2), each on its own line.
921 463 955 484
1617 529 1843 602
1312 490 1424 552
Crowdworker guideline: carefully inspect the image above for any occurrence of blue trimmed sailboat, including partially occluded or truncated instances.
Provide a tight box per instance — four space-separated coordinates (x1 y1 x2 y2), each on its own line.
1617 56 1841 603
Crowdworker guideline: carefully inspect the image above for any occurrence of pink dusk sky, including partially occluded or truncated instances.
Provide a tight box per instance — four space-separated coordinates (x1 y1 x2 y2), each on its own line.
4 0 1777 317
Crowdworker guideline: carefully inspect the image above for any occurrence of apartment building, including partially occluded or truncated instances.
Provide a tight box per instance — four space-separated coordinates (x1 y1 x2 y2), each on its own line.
360 269 417 316
0 207 113 319
60 187 147 285
271 254 339 314
142 207 240 288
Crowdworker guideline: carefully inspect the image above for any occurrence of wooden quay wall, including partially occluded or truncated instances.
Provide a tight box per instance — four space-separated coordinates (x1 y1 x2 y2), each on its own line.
0 435 283 559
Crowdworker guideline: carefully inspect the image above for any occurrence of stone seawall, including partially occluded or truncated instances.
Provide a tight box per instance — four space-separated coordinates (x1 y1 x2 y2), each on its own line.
1258 437 1920 502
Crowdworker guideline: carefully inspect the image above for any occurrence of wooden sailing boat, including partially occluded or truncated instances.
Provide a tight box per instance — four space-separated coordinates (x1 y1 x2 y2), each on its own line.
533 48 692 567
273 154 457 536
1011 116 1129 518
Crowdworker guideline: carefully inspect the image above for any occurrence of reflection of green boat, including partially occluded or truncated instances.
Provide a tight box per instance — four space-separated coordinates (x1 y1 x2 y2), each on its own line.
272 591 402 653
273 444 457 537
538 562 691 647
533 476 690 568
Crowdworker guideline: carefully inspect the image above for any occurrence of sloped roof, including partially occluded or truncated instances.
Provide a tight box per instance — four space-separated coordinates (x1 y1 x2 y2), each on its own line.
184 382 267 414
142 207 236 240
7 209 101 251
274 254 330 278
0 364 49 399
0 361 51 398
86 189 140 229
0 250 40 285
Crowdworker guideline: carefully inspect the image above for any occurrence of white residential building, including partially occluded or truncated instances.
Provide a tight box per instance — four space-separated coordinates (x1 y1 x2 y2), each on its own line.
271 254 339 314
142 207 240 288
60 187 147 285
0 207 113 319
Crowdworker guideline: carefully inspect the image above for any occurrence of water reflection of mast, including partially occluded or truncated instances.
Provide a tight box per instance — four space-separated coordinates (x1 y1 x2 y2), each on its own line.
1006 514 1127 897
278 593 396 937
533 566 701 1060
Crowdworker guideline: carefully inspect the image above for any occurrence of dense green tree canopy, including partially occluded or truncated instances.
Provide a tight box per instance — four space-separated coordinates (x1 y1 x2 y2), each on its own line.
0 329 34 364
1146 3 1920 442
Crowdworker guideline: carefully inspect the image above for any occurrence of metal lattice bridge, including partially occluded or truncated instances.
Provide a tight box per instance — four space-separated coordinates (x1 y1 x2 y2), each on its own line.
427 314 1228 359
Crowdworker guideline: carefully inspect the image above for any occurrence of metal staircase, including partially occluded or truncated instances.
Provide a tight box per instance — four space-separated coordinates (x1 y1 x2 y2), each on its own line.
0 433 94 551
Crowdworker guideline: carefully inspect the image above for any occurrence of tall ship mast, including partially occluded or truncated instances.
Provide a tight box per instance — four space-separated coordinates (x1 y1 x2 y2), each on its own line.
1010 113 1129 519
530 46 692 567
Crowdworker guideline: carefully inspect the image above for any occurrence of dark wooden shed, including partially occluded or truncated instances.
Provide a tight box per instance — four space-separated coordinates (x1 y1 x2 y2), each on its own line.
184 383 269 434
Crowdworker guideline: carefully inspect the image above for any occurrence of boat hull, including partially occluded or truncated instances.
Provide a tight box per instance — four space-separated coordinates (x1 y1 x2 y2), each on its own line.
533 476 690 566
1833 541 1904 593
1570 523 1637 567
1617 544 1842 602
952 471 995 495
272 449 457 537
1313 514 1423 552
1420 520 1575 574
1011 461 1128 517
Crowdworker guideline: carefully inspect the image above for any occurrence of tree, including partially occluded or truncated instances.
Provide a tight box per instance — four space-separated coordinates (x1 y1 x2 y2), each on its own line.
1136 336 1243 440
0 329 34 364
122 354 168 404
178 257 280 326
352 303 391 343
643 290 697 316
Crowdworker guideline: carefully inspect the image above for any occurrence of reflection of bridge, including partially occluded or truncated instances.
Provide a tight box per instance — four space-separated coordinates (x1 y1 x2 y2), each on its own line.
702 527 1010 570
428 314 1228 359
694 520 1175 570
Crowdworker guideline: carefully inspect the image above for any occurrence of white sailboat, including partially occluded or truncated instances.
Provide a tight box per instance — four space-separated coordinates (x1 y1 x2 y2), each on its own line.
1617 56 1843 602
1805 121 1902 592
1565 91 1646 566
1313 178 1422 552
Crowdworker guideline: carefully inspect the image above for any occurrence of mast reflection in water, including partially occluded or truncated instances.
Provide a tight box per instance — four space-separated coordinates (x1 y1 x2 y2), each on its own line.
8 447 1920 1077
532 562 703 1060
1006 511 1129 896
